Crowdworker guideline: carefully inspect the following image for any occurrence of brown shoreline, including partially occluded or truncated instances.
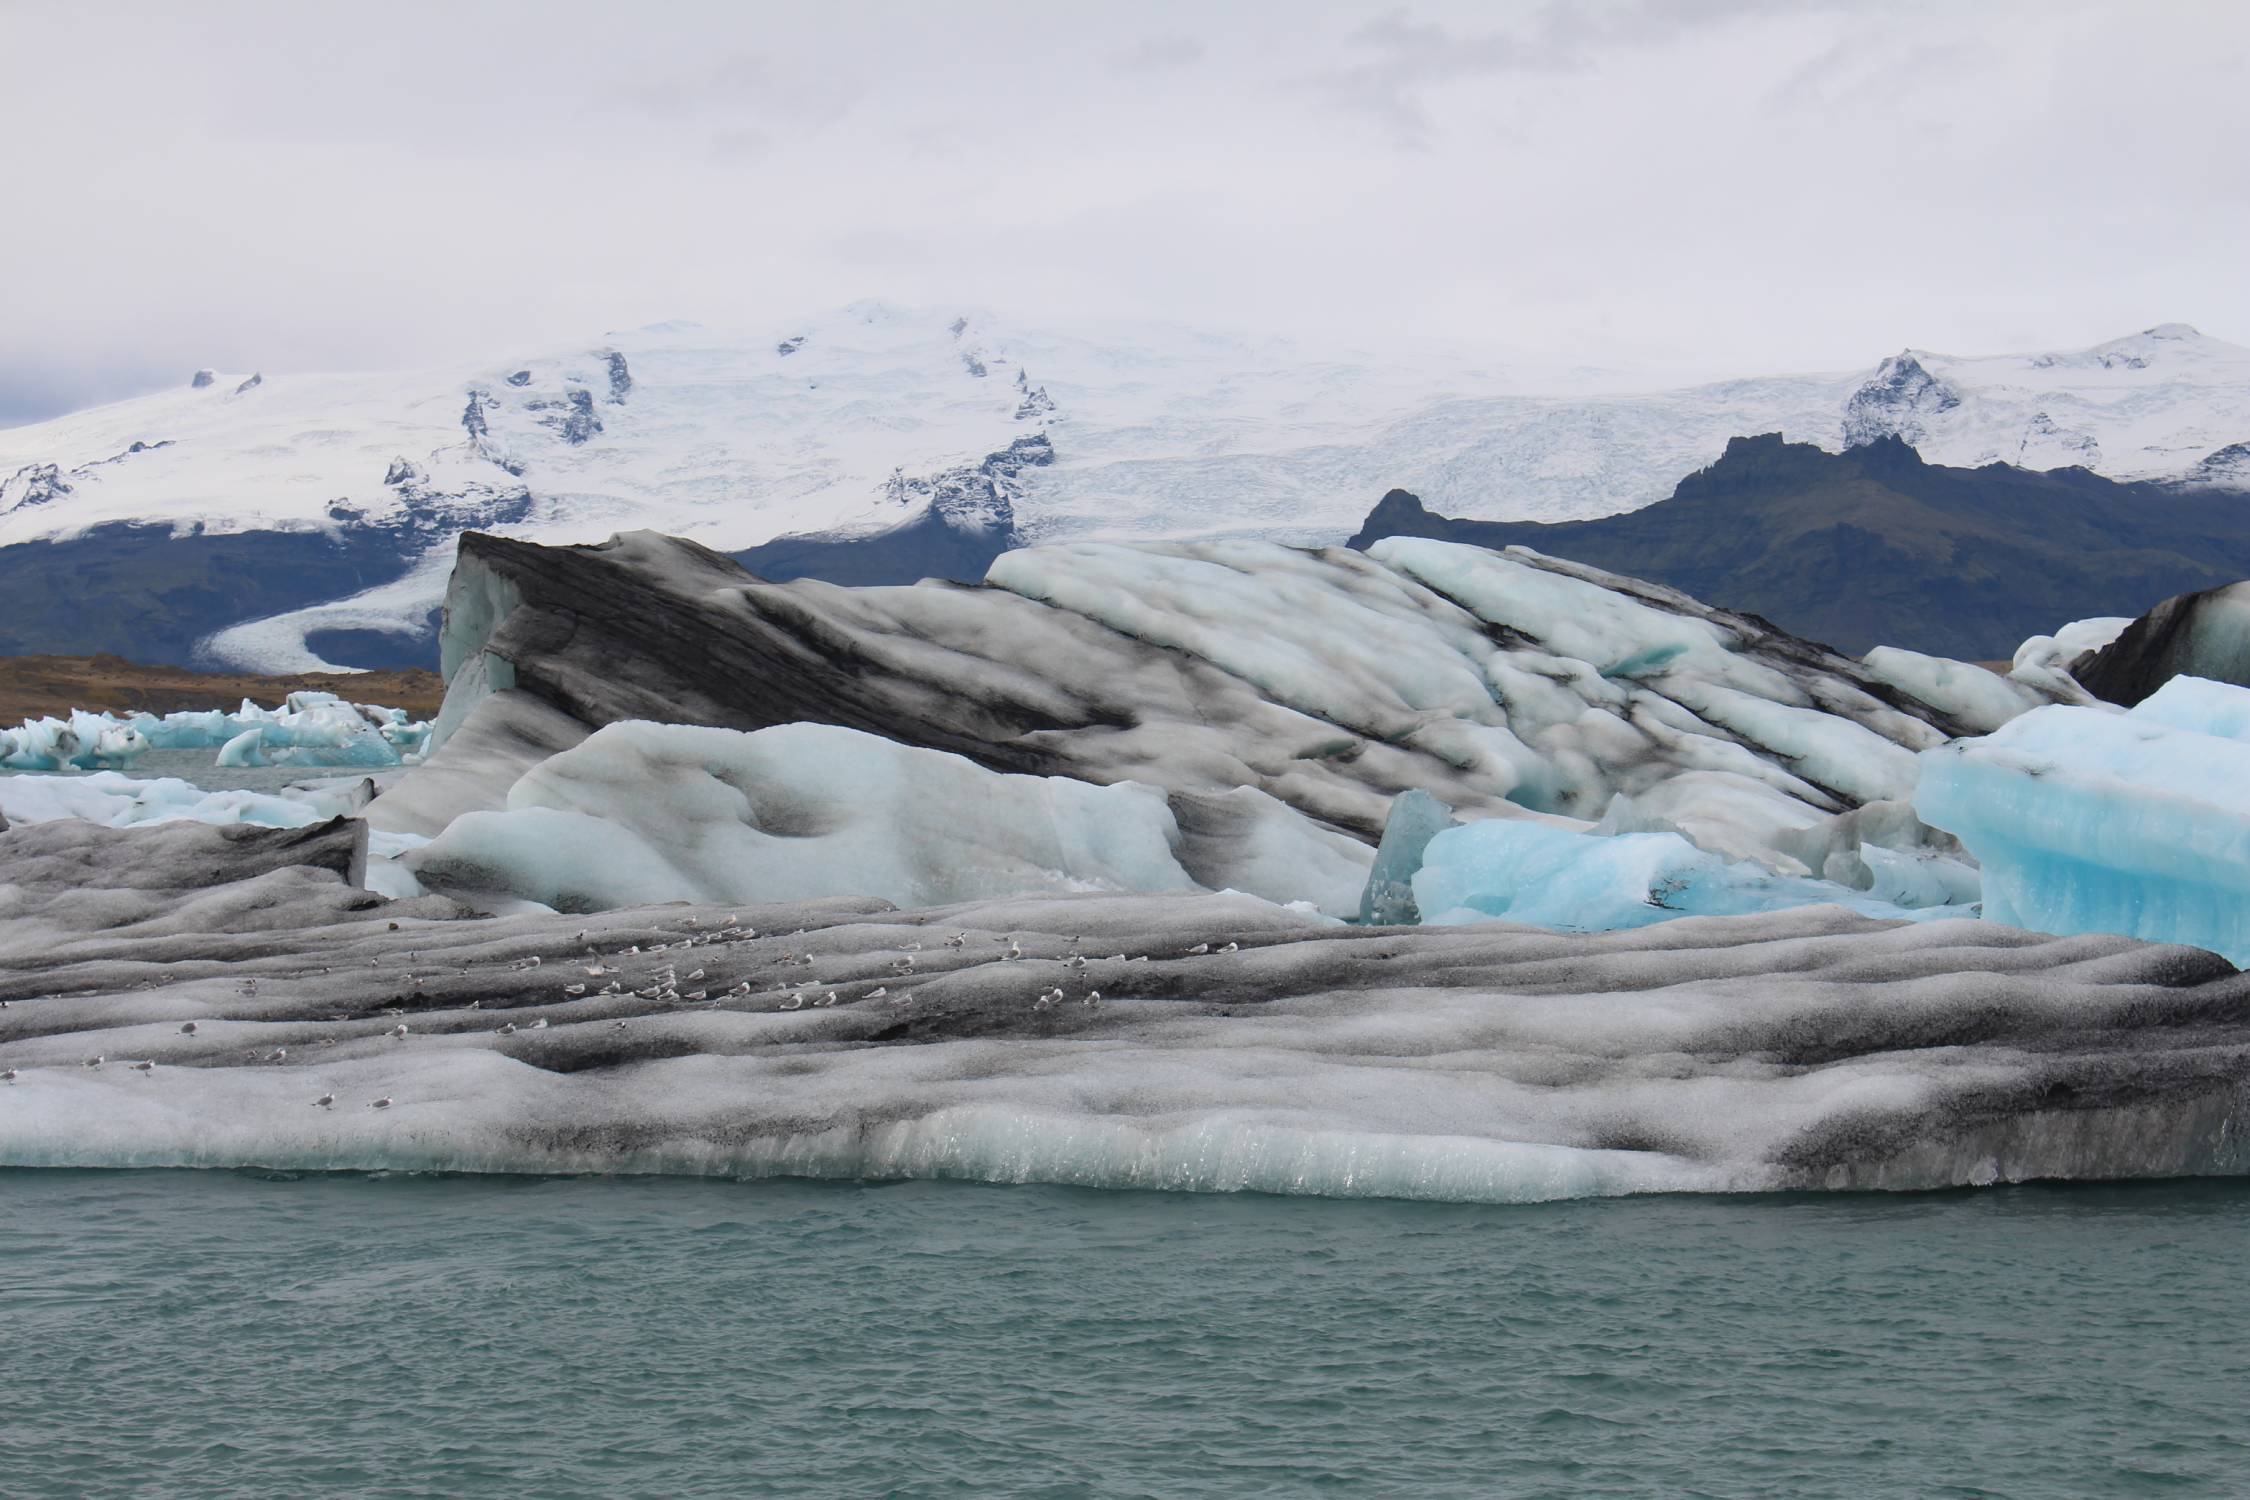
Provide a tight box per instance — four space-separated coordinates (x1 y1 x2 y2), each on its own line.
0 654 445 722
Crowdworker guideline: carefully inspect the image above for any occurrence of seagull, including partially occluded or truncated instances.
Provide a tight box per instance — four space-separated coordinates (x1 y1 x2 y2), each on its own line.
266 1048 289 1063
867 986 888 1001
584 965 613 977
179 1021 199 1036
904 941 923 953
682 917 701 929
1218 941 1240 954
370 1096 393 1110
1067 955 1087 970
313 1094 334 1109
781 994 804 1010
1185 943 1209 955
564 984 586 997
1 1069 17 1083
389 1024 409 1039
1082 991 1102 1008
497 1022 517 1036
1004 942 1022 961
945 934 966 950
685 990 707 1002
622 945 641 956
812 992 837 1007
1033 991 1057 1013
529 1018 549 1030
611 1020 628 1030
686 969 705 981
575 930 589 943
130 1060 154 1074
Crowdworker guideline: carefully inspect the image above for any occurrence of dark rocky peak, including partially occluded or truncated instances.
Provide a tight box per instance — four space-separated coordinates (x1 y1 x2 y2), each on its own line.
461 390 490 441
776 335 805 357
505 369 533 387
190 369 216 389
231 373 264 396
384 457 419 487
949 317 969 337
1 462 73 514
1014 382 1056 421
1346 489 1440 546
1842 353 1960 447
2191 440 2250 487
541 389 602 445
961 351 988 378
603 351 631 403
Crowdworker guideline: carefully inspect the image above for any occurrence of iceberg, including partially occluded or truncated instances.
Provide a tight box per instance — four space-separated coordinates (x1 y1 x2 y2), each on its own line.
404 720 1372 915
4 694 428 772
1409 818 1963 931
1916 674 2250 963
5 814 2247 1199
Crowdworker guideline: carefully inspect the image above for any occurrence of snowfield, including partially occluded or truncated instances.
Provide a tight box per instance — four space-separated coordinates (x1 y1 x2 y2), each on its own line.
6 305 2247 559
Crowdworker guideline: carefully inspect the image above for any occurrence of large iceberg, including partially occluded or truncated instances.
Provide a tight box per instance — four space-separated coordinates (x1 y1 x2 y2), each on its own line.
1917 675 2250 963
4 815 2247 1199
391 529 2073 877
404 720 1373 915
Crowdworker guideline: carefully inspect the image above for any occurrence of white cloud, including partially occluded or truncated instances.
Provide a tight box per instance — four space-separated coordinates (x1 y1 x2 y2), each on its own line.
0 0 2244 423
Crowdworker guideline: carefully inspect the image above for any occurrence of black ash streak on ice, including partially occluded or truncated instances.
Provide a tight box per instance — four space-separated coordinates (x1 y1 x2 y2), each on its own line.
3 818 2248 1197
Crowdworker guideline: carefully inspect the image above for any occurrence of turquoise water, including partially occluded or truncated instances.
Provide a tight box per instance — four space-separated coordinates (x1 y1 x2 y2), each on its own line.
3 1173 2246 1498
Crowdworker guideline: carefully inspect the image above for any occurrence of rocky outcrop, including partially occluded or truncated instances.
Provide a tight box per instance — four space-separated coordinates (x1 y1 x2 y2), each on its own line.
1842 353 1960 448
2074 582 2250 707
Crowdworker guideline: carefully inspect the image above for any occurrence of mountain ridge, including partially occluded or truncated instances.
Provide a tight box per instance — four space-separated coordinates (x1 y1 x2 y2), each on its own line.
1347 434 2250 660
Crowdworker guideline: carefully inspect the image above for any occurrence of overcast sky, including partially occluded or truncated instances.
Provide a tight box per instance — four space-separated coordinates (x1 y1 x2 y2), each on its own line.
3 0 2245 423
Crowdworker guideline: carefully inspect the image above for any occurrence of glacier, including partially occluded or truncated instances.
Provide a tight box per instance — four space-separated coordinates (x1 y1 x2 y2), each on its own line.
5 304 2247 672
1918 675 2250 965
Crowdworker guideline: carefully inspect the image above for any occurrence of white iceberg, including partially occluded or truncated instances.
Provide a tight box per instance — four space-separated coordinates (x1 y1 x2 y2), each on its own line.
404 720 1372 915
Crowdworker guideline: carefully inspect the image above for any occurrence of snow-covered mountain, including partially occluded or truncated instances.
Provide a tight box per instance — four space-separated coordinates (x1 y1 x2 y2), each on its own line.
3 302 2246 672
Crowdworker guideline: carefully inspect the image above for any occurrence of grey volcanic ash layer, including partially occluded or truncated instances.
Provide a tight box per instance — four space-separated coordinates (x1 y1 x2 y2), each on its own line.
4 818 2248 1198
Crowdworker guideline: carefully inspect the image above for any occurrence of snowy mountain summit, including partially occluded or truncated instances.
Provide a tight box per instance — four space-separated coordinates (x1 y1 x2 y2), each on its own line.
1 303 2245 672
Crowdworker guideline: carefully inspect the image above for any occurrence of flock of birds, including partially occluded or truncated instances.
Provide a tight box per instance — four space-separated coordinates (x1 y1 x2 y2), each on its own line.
2 910 1256 1111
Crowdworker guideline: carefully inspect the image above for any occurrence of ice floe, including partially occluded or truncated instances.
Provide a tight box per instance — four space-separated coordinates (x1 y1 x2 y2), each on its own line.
1919 674 2250 964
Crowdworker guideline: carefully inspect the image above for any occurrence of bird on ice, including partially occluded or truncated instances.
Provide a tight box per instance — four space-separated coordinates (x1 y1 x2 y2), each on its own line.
529 1018 549 1030
564 984 586 997
1082 991 1102 1008
496 1022 517 1036
1185 943 1209 955
313 1094 334 1109
179 1021 199 1036
370 1097 393 1110
867 986 888 1001
1218 942 1240 954
389 1024 409 1039
130 1060 154 1074
1 1069 17 1083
